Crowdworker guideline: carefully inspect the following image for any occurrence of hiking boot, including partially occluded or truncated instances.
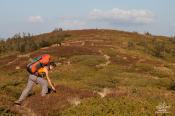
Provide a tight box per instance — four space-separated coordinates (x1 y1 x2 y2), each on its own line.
47 87 56 94
48 87 52 94
14 100 21 105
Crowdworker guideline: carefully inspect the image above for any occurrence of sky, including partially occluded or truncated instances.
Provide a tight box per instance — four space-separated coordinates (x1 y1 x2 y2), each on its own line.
0 0 175 38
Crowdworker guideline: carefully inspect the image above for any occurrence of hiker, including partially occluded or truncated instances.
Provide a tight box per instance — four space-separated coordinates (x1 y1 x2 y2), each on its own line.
14 54 57 105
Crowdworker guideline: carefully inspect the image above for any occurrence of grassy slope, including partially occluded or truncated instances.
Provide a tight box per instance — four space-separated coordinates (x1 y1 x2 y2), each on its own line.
0 29 175 115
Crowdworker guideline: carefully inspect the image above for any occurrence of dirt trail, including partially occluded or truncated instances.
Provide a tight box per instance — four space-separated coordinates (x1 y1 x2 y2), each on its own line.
96 50 111 68
12 85 97 116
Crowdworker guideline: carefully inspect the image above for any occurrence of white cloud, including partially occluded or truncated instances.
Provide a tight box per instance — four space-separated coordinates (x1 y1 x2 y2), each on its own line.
28 16 44 23
89 8 154 26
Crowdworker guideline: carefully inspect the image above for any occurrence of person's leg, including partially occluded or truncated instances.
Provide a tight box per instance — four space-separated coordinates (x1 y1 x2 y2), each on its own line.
17 75 36 102
36 77 48 96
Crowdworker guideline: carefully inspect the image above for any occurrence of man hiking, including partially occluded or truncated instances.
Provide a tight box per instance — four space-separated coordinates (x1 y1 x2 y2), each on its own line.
14 54 57 105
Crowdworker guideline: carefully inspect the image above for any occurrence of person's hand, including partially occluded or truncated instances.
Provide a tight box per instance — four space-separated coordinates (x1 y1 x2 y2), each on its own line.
52 87 56 93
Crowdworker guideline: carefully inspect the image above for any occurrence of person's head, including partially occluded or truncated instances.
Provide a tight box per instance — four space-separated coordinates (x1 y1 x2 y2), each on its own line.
48 62 56 70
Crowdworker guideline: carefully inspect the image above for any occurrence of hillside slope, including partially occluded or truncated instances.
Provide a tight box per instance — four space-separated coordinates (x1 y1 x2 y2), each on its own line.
0 29 175 115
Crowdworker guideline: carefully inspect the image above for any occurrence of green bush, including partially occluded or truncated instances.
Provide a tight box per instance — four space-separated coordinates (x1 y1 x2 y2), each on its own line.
152 41 165 57
144 32 152 36
136 40 148 47
61 97 156 116
128 40 135 48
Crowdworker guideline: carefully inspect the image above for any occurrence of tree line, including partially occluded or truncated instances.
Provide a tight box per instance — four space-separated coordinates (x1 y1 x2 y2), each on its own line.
127 36 175 58
0 31 70 54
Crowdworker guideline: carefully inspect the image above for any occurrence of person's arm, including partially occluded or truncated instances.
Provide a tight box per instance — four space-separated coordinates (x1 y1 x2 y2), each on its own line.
44 67 56 92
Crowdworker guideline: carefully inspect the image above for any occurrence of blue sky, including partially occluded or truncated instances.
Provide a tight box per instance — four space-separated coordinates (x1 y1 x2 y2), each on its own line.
0 0 175 38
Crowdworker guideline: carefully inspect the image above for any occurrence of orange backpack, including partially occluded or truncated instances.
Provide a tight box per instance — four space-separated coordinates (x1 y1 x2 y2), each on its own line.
27 54 50 75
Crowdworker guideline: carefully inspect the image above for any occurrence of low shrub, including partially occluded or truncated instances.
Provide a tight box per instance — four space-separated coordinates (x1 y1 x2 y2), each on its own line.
152 41 165 57
128 40 135 48
169 81 175 90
